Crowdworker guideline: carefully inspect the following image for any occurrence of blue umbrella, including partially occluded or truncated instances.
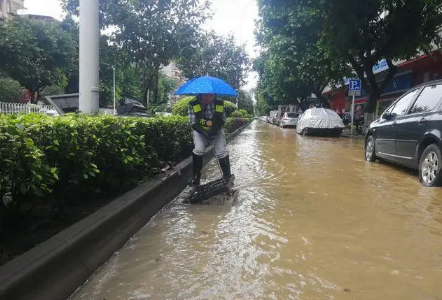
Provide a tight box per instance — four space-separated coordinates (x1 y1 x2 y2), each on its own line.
174 76 238 97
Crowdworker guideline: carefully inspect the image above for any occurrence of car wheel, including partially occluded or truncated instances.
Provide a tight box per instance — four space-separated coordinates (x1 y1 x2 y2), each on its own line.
419 144 442 187
365 135 376 162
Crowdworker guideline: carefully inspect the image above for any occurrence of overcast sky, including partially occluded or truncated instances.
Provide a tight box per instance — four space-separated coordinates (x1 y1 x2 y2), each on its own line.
21 0 259 90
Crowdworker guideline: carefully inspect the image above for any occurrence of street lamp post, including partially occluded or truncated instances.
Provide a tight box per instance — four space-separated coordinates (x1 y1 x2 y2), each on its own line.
79 0 100 114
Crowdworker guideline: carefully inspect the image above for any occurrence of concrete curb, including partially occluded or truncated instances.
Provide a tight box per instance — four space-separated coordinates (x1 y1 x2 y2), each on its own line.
0 120 254 300
341 134 365 139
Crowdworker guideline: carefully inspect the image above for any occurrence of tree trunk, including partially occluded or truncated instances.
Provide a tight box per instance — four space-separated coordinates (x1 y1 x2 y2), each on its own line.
346 55 399 133
141 66 155 105
143 87 149 106
153 70 160 104
30 90 38 104
314 91 331 109
141 76 154 106
363 59 397 132
299 97 308 111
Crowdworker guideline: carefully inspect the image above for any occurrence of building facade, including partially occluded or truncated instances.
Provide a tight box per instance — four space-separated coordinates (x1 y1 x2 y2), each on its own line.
161 61 186 106
0 0 25 20
22 14 58 22
325 51 442 117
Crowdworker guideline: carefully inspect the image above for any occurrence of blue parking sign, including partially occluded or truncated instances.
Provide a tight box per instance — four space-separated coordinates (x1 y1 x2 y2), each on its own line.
348 79 361 96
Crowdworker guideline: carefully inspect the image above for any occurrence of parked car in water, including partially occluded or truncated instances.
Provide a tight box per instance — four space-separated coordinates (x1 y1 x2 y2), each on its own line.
280 112 299 128
269 110 279 125
271 111 283 126
296 108 345 136
365 80 442 187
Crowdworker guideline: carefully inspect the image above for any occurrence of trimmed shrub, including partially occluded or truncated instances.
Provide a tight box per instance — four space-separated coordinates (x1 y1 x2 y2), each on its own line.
0 114 249 217
0 113 251 265
238 109 252 118
172 96 195 116
0 78 26 103
224 100 237 117
231 110 243 118
224 117 250 133
231 109 252 119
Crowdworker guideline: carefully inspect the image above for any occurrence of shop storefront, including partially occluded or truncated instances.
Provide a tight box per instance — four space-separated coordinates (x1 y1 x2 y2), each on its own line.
322 50 442 116
341 71 414 115
326 89 346 111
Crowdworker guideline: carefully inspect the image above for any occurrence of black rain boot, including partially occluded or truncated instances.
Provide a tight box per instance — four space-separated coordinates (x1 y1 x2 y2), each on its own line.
189 153 203 187
218 155 231 179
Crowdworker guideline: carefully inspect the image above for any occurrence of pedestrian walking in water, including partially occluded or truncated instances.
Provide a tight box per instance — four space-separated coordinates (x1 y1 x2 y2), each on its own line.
188 93 231 186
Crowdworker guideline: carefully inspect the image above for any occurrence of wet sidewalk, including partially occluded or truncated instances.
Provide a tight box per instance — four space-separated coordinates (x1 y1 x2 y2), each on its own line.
341 128 365 139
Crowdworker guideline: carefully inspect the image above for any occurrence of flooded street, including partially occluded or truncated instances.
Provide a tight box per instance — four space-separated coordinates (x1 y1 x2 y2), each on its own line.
71 121 442 300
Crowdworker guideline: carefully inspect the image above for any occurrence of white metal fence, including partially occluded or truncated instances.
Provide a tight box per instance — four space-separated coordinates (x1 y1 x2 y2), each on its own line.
0 103 118 116
0 102 56 115
98 108 116 115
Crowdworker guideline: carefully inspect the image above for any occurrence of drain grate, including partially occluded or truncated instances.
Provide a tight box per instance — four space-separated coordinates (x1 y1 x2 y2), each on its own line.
186 175 235 204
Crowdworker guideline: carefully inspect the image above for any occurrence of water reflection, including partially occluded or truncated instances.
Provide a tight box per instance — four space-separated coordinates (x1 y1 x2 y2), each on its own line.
70 121 442 300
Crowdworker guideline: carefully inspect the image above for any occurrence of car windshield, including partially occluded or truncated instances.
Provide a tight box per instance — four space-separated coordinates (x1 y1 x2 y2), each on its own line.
286 113 299 118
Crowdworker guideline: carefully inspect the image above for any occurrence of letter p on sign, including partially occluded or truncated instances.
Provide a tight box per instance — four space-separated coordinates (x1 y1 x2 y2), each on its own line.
348 79 361 96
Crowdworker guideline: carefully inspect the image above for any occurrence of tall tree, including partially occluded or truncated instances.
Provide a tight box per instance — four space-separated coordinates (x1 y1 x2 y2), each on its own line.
55 17 142 107
61 0 210 104
255 93 269 116
237 90 254 115
156 72 178 105
257 0 442 126
304 0 442 119
0 17 77 102
323 0 441 110
254 51 313 108
255 0 351 108
176 31 250 89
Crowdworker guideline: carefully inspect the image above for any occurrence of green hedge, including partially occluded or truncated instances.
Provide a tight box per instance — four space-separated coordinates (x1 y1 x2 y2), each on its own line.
0 114 250 216
172 96 195 116
224 117 250 134
238 109 252 118
0 78 26 103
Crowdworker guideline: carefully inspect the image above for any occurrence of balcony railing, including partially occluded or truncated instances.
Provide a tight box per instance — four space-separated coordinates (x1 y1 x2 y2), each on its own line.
7 0 25 15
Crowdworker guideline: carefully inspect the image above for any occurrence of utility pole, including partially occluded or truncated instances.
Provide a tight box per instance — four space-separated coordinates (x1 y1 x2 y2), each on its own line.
79 0 100 114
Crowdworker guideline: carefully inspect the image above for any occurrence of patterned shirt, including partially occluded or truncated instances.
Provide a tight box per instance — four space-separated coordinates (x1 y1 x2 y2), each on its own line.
188 100 226 126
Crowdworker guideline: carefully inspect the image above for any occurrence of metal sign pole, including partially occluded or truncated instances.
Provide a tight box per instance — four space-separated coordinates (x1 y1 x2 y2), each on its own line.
348 78 361 136
351 95 355 135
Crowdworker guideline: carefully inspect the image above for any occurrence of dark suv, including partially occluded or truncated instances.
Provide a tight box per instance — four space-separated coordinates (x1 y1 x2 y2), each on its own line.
365 80 442 187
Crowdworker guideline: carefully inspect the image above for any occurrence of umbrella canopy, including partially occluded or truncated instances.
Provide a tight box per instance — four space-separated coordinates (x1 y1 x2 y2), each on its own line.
174 76 238 97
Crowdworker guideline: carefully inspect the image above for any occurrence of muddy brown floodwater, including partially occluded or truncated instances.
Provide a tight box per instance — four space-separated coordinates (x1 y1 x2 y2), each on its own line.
70 121 442 300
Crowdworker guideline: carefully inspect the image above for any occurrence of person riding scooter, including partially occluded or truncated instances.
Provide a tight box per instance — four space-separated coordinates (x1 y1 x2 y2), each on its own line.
188 93 231 187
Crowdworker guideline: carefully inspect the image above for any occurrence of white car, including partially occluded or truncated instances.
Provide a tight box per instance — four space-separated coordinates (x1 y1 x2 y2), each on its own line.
296 108 345 136
280 112 299 128
39 108 60 116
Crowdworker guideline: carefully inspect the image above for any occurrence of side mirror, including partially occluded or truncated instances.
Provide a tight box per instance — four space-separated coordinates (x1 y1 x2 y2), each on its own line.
382 113 391 120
